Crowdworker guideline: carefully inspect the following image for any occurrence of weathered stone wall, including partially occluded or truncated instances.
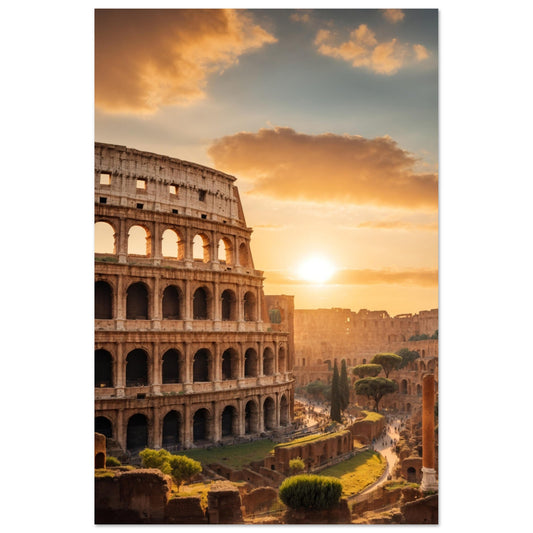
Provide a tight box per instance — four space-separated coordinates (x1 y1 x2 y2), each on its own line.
349 415 385 442
352 485 420 517
206 480 243 524
284 498 351 524
241 486 278 516
95 432 106 468
94 143 295 454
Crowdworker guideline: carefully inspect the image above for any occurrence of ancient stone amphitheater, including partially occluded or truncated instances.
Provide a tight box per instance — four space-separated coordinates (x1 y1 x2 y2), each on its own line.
94 142 294 454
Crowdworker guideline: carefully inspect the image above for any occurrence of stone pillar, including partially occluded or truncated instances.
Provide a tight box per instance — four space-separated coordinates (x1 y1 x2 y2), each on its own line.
118 218 128 264
420 373 438 492
115 343 125 397
183 402 192 448
116 408 125 452
183 343 193 393
152 275 161 330
184 280 192 331
212 401 221 443
153 221 162 265
152 406 162 449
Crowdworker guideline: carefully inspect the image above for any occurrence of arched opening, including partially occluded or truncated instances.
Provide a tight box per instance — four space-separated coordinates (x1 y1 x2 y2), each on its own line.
221 289 236 321
218 238 233 264
263 397 275 430
245 401 258 434
95 349 113 387
127 414 148 452
162 349 181 384
95 281 113 319
406 403 412 412
280 395 289 426
400 379 408 394
238 243 250 267
221 406 237 437
193 233 210 262
126 349 148 386
422 349 426 357
126 282 149 319
244 348 258 377
407 466 417 483
162 285 182 319
278 347 286 373
95 221 115 254
243 291 256 321
193 287 209 319
95 416 113 439
193 408 211 443
162 410 181 449
128 225 151 256
417 384 422 396
162 229 183 260
95 452 105 469
221 349 237 380
263 347 274 376
419 360 426 371
193 349 210 382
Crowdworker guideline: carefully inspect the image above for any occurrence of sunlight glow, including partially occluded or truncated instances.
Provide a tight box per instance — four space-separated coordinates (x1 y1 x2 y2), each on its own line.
297 256 336 284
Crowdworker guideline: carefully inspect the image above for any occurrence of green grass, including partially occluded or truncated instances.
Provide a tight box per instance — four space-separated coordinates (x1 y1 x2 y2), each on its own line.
171 481 212 510
275 430 349 450
361 411 384 422
384 480 419 491
177 439 276 469
94 468 116 478
317 451 386 497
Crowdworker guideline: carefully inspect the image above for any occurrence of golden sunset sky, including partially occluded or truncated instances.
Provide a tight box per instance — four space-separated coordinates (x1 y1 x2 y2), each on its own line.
95 8 439 315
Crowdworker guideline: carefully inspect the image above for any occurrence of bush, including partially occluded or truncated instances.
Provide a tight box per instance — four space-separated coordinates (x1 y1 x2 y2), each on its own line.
169 455 202 491
278 475 342 510
139 448 172 475
289 458 305 475
105 456 121 467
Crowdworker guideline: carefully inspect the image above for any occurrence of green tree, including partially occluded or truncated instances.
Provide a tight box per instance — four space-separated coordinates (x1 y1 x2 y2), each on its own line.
169 455 202 492
339 359 350 413
431 329 438 340
370 353 402 378
139 448 172 475
352 363 382 378
289 457 305 475
354 377 398 412
395 348 420 369
330 361 341 422
305 379 330 401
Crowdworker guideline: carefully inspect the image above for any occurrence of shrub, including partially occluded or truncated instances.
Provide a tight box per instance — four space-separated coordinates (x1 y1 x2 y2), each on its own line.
139 448 172 475
105 456 121 467
168 455 202 492
278 475 342 510
288 458 305 475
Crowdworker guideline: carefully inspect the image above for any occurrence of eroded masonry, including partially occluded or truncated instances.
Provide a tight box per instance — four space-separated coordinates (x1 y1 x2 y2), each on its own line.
94 143 295 454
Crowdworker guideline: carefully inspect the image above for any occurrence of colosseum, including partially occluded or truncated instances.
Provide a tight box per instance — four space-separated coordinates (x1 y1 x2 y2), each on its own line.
94 142 295 455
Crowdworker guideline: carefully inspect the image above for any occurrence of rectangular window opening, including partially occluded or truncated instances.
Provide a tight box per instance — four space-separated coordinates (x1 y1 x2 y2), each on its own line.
172 209 178 214
99 173 111 185
201 214 207 219
99 197 107 204
137 203 144 209
169 184 178 195
136 179 147 190
199 189 206 201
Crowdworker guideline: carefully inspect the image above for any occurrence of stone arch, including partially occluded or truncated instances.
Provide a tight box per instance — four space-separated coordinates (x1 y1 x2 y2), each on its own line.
278 346 287 373
162 349 181 384
221 348 238 380
128 224 151 256
193 408 212 443
193 286 210 319
245 400 259 434
162 410 182 449
221 405 238 437
127 413 148 451
280 394 289 426
95 280 113 319
218 237 233 264
126 282 149 319
95 220 116 254
95 416 113 439
400 379 408 394
243 291 257 321
417 384 422 396
263 347 275 376
162 285 182 319
126 349 149 386
161 228 184 260
263 397 276 430
244 348 258 377
95 349 113 387
407 466 417 483
193 233 210 262
221 289 237 321
419 360 426 371
239 242 250 267
427 360 436 373
193 349 211 382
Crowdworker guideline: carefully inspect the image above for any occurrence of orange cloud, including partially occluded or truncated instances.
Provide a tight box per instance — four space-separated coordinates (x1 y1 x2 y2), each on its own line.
95 9 276 114
290 12 311 24
315 23 428 75
383 9 405 24
265 268 438 287
355 220 438 231
208 127 438 210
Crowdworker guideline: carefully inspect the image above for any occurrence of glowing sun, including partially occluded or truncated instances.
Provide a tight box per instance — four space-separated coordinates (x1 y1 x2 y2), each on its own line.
297 256 336 284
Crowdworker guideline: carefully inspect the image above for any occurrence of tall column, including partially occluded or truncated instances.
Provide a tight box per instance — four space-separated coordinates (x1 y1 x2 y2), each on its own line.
183 343 193 392
212 401 221 443
118 218 128 264
183 402 192 448
116 408 125 452
152 275 161 330
152 407 162 449
153 221 162 265
115 343 125 397
184 280 192 331
420 373 438 492
116 274 125 330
